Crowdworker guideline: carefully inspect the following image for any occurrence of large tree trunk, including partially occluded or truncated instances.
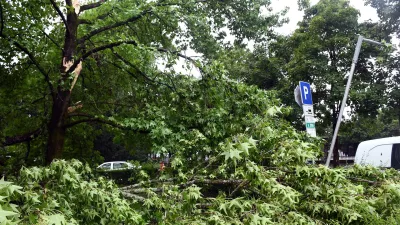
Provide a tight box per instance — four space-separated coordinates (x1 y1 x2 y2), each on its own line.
45 91 71 164
332 136 340 167
46 127 66 164
45 1 79 165
332 106 340 167
328 104 340 167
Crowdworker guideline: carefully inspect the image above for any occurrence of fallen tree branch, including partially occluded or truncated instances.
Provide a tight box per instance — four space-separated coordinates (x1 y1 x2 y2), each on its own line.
126 187 164 194
123 179 245 194
193 179 244 185
120 191 145 202
196 203 213 209
120 178 176 191
347 177 381 185
250 188 268 199
229 180 249 197
69 39 204 81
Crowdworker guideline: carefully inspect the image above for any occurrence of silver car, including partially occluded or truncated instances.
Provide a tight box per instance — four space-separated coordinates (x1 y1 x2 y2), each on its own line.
97 161 136 170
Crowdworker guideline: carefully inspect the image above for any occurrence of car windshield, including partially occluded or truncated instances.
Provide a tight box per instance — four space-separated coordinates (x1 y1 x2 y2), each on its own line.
99 163 111 169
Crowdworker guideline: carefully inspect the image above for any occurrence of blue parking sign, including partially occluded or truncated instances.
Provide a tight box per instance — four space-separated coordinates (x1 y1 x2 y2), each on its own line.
299 81 313 105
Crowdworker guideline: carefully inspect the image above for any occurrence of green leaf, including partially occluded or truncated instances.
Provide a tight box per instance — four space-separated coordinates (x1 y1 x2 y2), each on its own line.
238 142 251 156
46 214 66 225
222 149 243 162
0 209 18 217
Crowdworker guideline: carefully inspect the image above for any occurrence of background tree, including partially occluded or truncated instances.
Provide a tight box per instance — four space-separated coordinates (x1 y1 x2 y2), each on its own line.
365 0 400 38
221 0 394 166
386 52 400 130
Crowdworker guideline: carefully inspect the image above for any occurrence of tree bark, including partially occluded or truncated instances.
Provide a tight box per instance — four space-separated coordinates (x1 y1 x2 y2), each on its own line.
332 136 340 167
45 92 70 164
45 0 79 165
332 105 340 167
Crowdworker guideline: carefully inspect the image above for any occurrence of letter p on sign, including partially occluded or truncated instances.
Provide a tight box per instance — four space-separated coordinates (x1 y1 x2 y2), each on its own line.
303 86 308 99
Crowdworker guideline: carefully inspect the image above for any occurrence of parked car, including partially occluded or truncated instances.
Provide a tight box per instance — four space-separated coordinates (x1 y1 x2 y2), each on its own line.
354 136 400 169
97 161 138 171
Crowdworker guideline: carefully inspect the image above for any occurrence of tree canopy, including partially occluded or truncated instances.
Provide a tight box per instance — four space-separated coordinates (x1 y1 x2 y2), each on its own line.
0 0 284 164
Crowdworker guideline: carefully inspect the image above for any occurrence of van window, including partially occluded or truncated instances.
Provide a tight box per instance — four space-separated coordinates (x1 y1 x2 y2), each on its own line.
391 144 400 169
365 144 392 167
113 163 123 169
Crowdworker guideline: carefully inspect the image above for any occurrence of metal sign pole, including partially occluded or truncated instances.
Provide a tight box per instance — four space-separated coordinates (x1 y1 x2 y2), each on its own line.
325 35 363 167
325 35 383 167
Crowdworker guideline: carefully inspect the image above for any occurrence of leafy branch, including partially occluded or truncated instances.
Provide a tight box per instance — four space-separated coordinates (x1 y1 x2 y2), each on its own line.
68 39 204 79
0 2 55 98
49 0 69 34
40 29 63 53
78 9 152 43
79 0 106 13
78 0 208 44
62 114 149 134
1 39 55 99
112 51 177 91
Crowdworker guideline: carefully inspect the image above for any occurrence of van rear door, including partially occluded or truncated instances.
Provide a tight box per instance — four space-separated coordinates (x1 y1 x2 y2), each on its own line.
364 144 392 168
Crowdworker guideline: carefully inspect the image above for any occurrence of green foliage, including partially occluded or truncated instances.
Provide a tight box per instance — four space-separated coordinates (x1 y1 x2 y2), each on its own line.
340 111 400 143
0 160 143 224
0 178 21 224
365 0 400 38
96 168 137 185
115 75 400 224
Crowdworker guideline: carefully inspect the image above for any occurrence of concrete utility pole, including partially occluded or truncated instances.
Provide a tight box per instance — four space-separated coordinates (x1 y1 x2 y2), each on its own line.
325 35 383 167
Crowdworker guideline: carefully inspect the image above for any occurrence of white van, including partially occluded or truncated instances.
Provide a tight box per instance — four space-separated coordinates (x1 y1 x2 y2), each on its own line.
354 136 400 169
